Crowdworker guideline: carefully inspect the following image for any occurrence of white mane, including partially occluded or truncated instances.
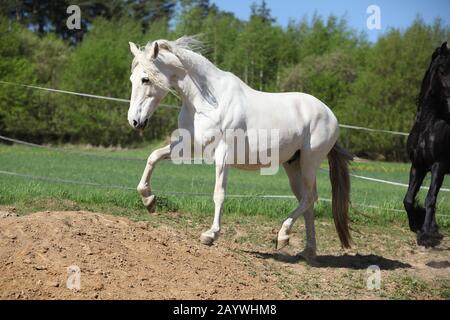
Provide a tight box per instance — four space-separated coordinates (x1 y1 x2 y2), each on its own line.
132 36 204 79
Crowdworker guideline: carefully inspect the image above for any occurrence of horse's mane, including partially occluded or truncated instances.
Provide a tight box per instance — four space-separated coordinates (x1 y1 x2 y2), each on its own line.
417 47 448 117
417 48 439 109
132 36 209 73
167 35 206 55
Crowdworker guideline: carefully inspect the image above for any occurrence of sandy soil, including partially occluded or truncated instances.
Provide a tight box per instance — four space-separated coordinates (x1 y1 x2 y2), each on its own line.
0 209 449 300
0 210 283 299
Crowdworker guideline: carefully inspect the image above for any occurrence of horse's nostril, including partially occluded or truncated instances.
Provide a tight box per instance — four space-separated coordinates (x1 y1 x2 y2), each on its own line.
143 119 148 128
133 120 138 127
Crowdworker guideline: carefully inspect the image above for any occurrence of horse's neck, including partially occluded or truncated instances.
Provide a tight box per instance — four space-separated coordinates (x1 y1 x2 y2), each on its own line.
417 92 449 121
174 50 223 114
417 67 450 117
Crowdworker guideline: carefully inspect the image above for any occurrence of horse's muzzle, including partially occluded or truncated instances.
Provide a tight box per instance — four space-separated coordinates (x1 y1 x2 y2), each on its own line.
133 118 148 130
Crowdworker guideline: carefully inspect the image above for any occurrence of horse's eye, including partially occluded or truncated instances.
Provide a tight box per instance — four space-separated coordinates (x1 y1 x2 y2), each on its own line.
142 77 150 84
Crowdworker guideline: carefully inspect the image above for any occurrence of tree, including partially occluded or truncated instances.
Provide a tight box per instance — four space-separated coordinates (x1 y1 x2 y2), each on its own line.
226 2 282 91
0 17 39 138
125 0 176 32
250 0 275 24
202 10 242 67
281 49 358 109
175 0 211 36
0 0 123 44
294 14 364 60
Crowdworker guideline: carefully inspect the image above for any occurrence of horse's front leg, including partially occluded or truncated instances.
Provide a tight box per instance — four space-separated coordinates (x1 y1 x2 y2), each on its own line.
200 144 229 245
137 144 171 213
403 165 427 232
417 162 445 247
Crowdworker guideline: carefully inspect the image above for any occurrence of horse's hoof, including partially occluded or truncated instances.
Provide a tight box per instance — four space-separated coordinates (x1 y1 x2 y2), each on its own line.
200 235 214 246
142 194 156 213
200 231 218 246
275 236 289 250
430 226 444 240
299 247 317 260
417 230 442 248
406 207 425 232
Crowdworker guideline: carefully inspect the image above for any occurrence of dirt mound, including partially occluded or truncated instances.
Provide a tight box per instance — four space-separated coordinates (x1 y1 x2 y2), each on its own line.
0 211 284 299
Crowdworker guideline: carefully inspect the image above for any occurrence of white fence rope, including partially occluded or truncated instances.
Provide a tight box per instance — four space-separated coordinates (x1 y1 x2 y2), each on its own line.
0 80 410 136
339 124 409 136
0 80 178 109
349 172 450 192
4 169 443 217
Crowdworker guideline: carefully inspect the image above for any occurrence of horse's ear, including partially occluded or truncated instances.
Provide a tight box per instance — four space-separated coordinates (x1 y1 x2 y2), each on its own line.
440 41 448 55
152 42 159 59
129 42 140 57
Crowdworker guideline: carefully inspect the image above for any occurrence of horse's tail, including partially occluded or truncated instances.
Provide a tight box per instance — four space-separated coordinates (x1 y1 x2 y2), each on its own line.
327 142 353 248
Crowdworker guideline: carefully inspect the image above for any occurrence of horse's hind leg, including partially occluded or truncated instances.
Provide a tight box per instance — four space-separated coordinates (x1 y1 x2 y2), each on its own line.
137 144 171 213
277 155 319 257
417 162 445 247
302 206 317 258
403 165 427 232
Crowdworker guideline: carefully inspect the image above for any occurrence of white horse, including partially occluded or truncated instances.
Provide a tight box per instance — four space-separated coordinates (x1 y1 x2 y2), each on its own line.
127 36 353 256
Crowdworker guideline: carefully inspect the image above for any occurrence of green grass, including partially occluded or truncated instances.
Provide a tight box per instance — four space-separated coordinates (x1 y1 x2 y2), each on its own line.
0 143 449 232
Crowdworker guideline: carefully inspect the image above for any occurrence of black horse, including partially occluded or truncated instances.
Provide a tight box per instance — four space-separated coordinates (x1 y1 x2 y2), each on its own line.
404 42 450 248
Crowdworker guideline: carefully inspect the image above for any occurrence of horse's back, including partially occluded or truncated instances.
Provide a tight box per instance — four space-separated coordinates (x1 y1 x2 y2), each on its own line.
244 89 337 127
241 88 339 157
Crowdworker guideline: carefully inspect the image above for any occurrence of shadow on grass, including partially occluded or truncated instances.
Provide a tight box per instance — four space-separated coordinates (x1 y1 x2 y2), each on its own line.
244 251 411 270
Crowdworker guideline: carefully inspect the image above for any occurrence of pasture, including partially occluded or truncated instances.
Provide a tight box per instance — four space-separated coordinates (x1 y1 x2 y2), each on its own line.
0 142 449 299
1 0 450 303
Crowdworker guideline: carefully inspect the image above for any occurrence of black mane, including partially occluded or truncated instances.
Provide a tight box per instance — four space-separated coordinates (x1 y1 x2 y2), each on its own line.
417 45 449 119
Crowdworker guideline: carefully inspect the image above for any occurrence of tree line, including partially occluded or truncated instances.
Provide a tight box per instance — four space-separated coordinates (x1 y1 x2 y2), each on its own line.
0 0 449 160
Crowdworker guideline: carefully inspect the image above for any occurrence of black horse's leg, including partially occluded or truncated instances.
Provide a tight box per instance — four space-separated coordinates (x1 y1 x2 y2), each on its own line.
403 165 427 232
417 162 445 247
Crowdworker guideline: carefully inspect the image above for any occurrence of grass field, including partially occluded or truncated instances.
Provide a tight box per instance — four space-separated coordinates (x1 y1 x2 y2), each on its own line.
0 142 449 230
1 142 450 299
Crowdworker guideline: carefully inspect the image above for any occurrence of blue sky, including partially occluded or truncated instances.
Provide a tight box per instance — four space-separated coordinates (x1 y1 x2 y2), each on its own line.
210 0 450 42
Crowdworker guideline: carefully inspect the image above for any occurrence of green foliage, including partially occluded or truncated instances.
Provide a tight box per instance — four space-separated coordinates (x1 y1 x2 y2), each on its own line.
281 49 359 110
0 4 449 160
0 0 177 43
228 16 283 91
339 18 450 160
0 17 37 136
201 11 242 68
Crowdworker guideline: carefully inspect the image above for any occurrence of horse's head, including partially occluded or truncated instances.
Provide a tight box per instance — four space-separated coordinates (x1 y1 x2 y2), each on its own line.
128 41 177 130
